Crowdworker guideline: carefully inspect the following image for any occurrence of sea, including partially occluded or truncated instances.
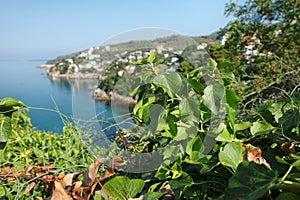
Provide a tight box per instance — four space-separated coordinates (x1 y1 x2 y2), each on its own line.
0 60 128 135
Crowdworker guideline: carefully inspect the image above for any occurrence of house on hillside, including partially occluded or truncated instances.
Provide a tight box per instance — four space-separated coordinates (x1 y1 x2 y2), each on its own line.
220 32 231 46
220 31 269 62
68 64 79 74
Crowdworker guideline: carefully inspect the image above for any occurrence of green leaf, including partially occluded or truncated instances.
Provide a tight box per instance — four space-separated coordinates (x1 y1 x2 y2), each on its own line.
186 135 203 162
222 72 237 85
0 115 12 149
216 127 235 142
250 121 273 136
234 122 252 132
0 97 27 116
128 179 145 198
33 147 44 158
219 142 245 171
174 126 197 141
142 104 151 124
275 156 290 165
154 166 170 180
292 160 300 167
226 89 239 109
268 101 288 123
167 118 177 137
147 52 157 63
203 81 225 115
278 108 300 134
130 78 142 97
276 192 300 200
132 59 148 65
171 162 183 179
179 97 199 124
208 58 217 68
143 192 164 200
186 78 204 94
169 172 194 199
155 58 164 65
103 176 144 199
133 99 143 116
225 162 277 200
94 190 109 200
226 103 236 131
153 72 182 99
217 62 232 69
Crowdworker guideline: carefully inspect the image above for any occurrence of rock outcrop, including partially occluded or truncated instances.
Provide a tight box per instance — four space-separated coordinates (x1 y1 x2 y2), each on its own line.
93 88 136 106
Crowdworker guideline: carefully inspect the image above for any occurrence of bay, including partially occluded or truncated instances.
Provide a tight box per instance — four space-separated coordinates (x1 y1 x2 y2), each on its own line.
0 60 117 134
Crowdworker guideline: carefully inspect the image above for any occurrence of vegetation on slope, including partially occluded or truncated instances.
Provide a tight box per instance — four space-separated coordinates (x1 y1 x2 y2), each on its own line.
1 0 299 199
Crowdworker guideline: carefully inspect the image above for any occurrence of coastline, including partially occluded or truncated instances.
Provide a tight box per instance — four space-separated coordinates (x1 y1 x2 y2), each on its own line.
93 88 136 106
44 69 136 106
47 72 100 79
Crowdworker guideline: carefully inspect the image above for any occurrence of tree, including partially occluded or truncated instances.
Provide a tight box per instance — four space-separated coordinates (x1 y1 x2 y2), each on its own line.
210 0 300 105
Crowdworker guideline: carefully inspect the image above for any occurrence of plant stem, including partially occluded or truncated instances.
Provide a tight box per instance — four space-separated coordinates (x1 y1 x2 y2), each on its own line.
280 165 293 182
272 181 300 191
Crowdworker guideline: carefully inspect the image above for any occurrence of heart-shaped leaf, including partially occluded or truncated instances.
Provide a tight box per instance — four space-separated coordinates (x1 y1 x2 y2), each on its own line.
219 142 245 171
203 81 225 115
225 162 276 200
103 176 145 199
153 72 182 99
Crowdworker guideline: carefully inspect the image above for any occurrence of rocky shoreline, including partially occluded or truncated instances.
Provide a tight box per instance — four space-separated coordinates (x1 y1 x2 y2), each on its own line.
38 64 54 69
39 65 136 106
38 64 100 79
47 71 100 79
93 88 136 106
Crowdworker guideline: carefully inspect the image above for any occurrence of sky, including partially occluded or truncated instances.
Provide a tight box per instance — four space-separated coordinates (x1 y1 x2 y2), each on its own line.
0 0 235 60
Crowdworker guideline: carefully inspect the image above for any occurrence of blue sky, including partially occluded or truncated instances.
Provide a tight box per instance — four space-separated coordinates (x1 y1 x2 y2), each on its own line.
0 0 234 59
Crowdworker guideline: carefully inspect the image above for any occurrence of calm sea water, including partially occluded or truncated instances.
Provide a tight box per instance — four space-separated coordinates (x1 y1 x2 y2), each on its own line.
0 60 117 134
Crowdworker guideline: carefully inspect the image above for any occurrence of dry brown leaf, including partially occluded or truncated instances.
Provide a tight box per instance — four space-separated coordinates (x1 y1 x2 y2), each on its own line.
112 155 127 168
50 181 72 200
99 156 127 181
71 181 83 200
0 166 10 175
159 183 175 198
23 182 36 195
99 166 114 181
281 141 295 154
24 165 34 176
82 158 107 187
63 172 82 187
242 143 270 168
57 172 65 180
0 166 21 182
84 181 98 200
81 158 109 200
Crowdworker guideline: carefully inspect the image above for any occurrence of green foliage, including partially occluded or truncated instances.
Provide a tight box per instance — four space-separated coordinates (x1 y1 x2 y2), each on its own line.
80 67 97 73
116 53 300 199
0 121 94 199
219 142 245 171
225 162 277 200
2 56 300 199
0 97 27 149
101 176 144 199
0 115 11 149
0 97 27 116
2 1 300 197
208 0 300 107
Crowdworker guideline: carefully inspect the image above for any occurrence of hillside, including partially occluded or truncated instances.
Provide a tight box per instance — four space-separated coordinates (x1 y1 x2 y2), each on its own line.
43 34 218 79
